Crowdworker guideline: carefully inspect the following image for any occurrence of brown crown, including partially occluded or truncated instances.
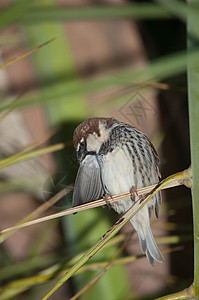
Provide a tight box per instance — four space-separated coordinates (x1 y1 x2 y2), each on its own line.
73 117 116 149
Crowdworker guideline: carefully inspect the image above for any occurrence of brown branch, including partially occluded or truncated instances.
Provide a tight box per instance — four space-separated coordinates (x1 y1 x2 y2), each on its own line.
0 178 183 234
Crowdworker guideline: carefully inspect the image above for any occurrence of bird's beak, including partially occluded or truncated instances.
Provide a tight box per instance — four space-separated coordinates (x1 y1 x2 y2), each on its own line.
77 150 86 162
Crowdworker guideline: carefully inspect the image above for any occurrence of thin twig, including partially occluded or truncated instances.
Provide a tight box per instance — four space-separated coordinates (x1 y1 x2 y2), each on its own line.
0 189 67 243
0 167 192 241
1 179 182 235
0 38 55 69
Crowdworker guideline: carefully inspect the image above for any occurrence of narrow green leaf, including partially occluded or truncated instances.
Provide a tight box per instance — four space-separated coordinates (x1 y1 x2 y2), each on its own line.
155 0 187 21
20 4 171 23
0 3 172 31
0 50 198 115
0 0 33 29
0 143 65 170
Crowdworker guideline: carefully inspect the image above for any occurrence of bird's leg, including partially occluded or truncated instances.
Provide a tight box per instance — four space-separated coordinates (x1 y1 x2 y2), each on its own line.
129 185 138 201
103 193 114 208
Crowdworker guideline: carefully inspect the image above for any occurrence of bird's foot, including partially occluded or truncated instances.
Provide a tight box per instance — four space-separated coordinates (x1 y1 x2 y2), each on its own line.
129 185 138 201
103 193 113 208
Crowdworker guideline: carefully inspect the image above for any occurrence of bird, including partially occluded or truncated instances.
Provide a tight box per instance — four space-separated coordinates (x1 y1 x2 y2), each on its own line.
72 117 164 266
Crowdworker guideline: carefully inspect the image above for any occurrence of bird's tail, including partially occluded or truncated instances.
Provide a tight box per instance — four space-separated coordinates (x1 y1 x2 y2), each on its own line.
130 208 164 266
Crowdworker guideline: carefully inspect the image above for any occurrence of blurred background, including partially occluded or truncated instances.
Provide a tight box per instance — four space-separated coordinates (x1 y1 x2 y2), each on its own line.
0 1 193 299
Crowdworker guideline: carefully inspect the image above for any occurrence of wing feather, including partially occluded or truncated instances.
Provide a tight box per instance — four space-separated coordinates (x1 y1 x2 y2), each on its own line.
72 155 104 207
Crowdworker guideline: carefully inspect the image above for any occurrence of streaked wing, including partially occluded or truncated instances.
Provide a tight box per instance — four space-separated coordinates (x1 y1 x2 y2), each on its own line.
72 155 104 207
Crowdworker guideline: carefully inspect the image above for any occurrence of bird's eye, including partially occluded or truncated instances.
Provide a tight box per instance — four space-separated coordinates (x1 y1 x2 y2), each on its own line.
80 141 85 147
77 140 86 152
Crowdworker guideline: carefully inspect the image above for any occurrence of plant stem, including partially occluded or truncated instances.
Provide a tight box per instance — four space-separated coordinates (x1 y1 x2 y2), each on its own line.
187 0 199 297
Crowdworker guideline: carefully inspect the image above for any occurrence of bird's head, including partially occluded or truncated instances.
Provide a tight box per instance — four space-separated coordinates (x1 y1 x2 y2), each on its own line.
73 117 116 162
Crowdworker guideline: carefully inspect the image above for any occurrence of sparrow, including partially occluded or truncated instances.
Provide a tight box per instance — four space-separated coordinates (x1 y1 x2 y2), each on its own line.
72 117 163 266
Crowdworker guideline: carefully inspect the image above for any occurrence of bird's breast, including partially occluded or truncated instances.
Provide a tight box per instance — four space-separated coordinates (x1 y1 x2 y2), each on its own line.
100 146 135 194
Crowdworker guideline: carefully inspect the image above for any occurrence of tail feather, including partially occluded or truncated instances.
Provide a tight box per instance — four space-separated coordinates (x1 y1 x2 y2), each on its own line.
155 201 159 218
132 215 164 266
146 226 164 264
155 191 161 218
146 250 155 266
139 236 147 253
